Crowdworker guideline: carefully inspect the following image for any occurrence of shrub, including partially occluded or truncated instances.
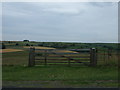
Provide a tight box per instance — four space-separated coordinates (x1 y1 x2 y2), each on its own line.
26 44 30 46
2 43 6 49
16 43 19 46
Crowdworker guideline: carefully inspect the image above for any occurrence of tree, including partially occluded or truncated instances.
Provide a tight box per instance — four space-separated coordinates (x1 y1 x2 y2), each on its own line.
23 40 29 42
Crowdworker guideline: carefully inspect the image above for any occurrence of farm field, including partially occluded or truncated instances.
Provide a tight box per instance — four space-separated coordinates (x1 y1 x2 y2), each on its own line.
1 41 119 88
23 46 56 50
0 49 24 53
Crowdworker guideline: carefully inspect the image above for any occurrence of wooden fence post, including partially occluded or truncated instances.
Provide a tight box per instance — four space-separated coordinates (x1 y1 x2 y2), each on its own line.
118 48 120 68
107 49 109 64
68 58 71 66
90 48 97 66
28 48 35 67
44 50 47 65
104 50 105 63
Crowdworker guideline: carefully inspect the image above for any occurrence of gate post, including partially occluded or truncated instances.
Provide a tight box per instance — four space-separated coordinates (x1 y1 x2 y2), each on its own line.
28 47 35 67
44 50 47 65
90 48 97 66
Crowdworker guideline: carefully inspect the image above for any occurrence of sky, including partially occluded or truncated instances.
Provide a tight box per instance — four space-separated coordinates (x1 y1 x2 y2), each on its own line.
2 2 118 43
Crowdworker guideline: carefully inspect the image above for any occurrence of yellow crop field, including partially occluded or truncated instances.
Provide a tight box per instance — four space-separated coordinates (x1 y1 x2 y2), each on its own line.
54 50 77 53
23 46 56 49
0 49 24 53
23 46 77 53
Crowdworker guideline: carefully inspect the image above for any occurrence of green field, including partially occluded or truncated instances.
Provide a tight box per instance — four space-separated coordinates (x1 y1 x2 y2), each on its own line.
2 65 118 88
1 41 119 88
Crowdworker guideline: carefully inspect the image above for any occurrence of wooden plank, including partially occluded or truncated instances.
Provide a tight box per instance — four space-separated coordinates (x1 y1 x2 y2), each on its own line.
35 58 90 61
35 58 68 60
97 53 119 55
48 54 90 56
67 56 90 58
47 56 90 58
48 52 79 54
35 48 91 51
36 56 90 58
35 62 70 63
35 61 90 63
64 55 90 56
35 53 90 56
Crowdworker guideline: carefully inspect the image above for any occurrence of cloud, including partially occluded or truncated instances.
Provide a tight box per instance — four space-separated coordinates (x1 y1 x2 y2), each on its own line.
0 3 2 41
43 8 81 14
89 2 114 7
2 2 118 43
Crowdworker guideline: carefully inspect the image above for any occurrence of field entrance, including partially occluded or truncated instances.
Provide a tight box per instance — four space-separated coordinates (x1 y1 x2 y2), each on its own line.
28 48 97 66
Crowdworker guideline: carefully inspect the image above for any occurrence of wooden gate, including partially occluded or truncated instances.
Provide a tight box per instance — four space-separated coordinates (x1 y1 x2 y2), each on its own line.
28 48 97 67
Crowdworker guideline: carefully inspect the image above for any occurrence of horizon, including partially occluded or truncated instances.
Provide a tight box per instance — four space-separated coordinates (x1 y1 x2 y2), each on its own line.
1 40 119 43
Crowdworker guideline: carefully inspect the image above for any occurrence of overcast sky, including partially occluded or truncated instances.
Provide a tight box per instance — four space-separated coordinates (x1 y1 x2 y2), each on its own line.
2 2 118 43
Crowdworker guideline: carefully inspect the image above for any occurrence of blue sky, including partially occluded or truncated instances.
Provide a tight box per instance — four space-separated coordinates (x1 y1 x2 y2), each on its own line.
2 2 118 43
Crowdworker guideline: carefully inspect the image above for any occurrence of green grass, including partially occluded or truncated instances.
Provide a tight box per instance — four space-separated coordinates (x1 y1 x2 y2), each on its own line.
2 51 29 65
3 65 118 81
2 65 118 87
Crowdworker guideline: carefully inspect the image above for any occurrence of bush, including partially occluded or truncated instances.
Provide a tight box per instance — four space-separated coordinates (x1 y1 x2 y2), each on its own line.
16 43 19 46
38 44 43 46
26 44 30 46
2 43 6 49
